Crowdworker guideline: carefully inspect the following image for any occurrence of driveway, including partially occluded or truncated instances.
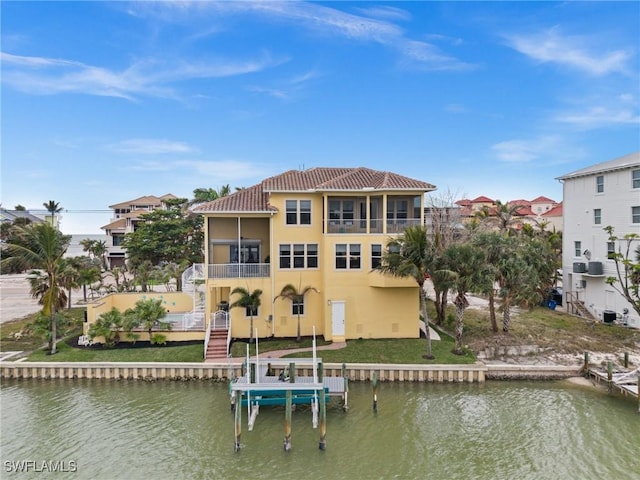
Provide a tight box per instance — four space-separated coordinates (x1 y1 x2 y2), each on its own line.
0 274 43 324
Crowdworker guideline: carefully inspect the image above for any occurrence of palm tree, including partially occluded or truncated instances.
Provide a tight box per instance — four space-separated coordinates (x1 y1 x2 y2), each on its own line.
126 298 169 344
378 225 435 359
189 185 231 207
274 282 319 343
88 307 138 347
57 257 81 309
0 223 71 354
230 287 262 342
443 243 488 354
43 200 63 227
77 258 102 302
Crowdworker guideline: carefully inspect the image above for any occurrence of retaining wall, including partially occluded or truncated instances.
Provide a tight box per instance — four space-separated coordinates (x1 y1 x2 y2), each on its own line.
0 361 581 383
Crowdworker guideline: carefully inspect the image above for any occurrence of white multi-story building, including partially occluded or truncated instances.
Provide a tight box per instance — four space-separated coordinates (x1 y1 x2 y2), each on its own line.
557 152 640 328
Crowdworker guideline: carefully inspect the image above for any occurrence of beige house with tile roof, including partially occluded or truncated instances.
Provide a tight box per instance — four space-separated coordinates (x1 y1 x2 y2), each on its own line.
191 167 436 356
101 194 177 268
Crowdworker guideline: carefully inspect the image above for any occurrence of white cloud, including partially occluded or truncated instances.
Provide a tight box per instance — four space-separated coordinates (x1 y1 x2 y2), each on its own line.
505 27 632 76
354 6 412 22
132 1 471 71
108 139 197 155
177 159 274 183
1 51 284 100
490 135 582 164
555 106 640 128
444 103 468 113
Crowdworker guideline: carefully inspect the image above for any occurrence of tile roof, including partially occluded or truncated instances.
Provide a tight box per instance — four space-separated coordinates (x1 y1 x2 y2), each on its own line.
194 167 435 213
542 204 563 217
109 194 177 209
101 218 126 230
530 195 555 203
471 195 494 203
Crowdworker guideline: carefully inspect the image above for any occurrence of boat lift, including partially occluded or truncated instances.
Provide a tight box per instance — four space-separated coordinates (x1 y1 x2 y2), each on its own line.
229 329 347 451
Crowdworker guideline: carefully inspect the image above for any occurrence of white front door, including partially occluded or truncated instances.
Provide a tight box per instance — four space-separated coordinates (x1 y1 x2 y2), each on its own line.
331 301 345 337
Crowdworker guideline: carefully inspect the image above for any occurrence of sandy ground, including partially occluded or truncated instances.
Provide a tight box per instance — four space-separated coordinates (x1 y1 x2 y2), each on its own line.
0 274 48 324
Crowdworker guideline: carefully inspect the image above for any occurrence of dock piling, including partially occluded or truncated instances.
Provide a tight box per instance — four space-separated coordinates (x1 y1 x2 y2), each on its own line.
607 361 613 393
372 372 378 413
624 352 629 369
284 390 292 452
342 363 349 412
234 391 242 452
319 387 327 450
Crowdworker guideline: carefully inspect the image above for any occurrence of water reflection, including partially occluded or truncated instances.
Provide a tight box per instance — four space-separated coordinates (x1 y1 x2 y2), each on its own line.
1 380 638 480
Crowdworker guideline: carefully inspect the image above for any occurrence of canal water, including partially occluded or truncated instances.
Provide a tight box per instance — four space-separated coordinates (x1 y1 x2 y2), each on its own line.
1 380 638 480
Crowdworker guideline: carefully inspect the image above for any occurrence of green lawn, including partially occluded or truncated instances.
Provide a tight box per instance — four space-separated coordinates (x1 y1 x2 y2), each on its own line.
27 341 204 363
285 336 476 364
4 301 638 365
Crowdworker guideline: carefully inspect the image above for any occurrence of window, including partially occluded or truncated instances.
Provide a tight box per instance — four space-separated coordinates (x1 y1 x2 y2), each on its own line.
349 244 361 269
387 199 408 221
633 206 640 224
596 175 604 193
112 234 124 246
329 200 355 224
279 244 291 268
292 298 304 316
286 200 312 225
279 243 318 269
607 241 616 260
593 208 601 225
286 200 297 225
245 305 258 317
371 244 382 269
574 241 582 257
335 244 361 269
336 244 347 269
633 169 640 189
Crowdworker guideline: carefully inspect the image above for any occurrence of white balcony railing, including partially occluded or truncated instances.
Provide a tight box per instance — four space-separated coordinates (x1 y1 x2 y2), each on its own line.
327 218 422 234
207 263 270 279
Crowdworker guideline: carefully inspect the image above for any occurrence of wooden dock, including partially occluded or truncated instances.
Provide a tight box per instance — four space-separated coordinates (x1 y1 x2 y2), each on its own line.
587 366 639 412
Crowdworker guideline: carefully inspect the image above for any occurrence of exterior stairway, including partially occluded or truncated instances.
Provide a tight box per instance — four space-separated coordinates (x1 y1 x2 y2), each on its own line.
206 329 229 360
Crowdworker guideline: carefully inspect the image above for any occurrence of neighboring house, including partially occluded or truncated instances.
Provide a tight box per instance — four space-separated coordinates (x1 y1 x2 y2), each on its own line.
101 194 177 268
0 208 45 226
454 195 562 232
192 167 436 347
557 151 640 328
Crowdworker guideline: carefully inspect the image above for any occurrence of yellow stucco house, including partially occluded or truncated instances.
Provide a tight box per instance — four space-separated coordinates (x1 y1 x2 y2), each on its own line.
84 167 436 358
192 167 436 358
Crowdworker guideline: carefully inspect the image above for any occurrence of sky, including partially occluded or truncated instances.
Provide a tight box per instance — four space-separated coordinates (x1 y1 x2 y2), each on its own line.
1 1 639 234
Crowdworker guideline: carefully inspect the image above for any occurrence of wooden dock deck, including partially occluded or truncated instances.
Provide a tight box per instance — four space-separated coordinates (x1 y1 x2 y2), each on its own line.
587 367 639 412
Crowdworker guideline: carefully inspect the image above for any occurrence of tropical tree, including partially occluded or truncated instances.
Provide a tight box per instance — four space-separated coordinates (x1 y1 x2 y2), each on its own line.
76 257 102 301
443 243 488 354
123 198 203 270
88 307 139 348
57 257 81 309
378 225 435 359
471 232 502 332
43 200 63 227
0 223 71 354
274 282 319 342
189 185 231 207
80 238 108 270
230 287 262 342
604 226 640 317
125 298 170 344
475 200 523 235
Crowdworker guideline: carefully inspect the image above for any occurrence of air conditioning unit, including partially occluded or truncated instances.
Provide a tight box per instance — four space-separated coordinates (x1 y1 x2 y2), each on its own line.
588 261 603 275
573 262 587 273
